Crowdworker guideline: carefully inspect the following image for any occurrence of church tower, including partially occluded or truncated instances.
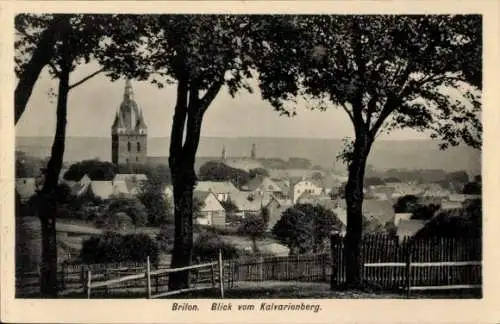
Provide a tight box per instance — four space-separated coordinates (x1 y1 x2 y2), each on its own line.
111 79 148 166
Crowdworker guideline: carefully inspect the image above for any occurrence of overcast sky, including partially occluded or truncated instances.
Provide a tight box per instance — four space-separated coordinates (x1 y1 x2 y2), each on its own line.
15 61 427 140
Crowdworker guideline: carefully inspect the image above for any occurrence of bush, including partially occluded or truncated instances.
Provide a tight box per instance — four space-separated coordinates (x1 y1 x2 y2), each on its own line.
80 231 159 265
156 226 174 252
193 232 239 261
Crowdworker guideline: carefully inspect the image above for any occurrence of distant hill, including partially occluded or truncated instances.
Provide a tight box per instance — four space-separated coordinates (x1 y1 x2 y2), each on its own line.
15 136 481 175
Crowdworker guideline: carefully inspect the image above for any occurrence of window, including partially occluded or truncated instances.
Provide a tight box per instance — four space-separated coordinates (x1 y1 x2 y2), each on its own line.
127 142 131 152
136 157 139 162
137 142 141 152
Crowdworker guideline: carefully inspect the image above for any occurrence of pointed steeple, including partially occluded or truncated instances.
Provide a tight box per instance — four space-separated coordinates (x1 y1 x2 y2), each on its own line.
221 145 226 161
124 78 134 101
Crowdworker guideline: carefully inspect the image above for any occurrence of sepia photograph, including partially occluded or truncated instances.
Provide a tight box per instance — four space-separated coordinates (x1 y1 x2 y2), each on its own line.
1 1 499 323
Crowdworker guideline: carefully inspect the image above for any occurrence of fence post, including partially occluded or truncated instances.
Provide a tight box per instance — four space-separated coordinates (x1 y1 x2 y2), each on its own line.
259 254 264 281
330 233 342 290
218 250 224 298
211 261 216 288
405 239 413 299
322 254 327 282
146 256 152 299
60 263 66 291
86 270 92 299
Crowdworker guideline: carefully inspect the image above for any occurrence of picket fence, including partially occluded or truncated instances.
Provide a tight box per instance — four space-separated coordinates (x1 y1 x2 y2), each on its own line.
331 234 482 294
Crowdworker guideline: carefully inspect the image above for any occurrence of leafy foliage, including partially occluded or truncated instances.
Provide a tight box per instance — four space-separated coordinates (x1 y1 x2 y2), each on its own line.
237 213 267 252
272 203 342 255
102 196 148 228
64 159 117 181
137 177 173 226
249 168 270 179
393 194 441 220
417 198 481 238
192 232 240 261
80 231 159 265
198 161 251 188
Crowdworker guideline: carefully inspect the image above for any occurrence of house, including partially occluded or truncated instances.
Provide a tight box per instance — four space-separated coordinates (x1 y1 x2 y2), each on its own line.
195 181 239 202
394 213 413 226
338 198 395 227
241 176 283 196
229 191 282 230
15 178 37 202
193 191 227 227
113 173 147 195
362 199 396 226
291 179 323 203
396 219 427 242
68 174 92 197
89 181 118 200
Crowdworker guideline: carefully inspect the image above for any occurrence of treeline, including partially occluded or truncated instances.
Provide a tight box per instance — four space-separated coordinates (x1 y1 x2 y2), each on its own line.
258 157 312 170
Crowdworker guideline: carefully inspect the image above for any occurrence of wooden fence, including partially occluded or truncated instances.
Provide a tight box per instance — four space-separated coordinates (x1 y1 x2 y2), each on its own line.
227 253 331 283
330 234 482 294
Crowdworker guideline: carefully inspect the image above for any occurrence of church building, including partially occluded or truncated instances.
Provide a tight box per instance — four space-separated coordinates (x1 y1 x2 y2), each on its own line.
111 79 148 165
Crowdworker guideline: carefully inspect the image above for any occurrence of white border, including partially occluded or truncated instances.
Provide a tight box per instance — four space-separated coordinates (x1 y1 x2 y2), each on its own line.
1 1 499 323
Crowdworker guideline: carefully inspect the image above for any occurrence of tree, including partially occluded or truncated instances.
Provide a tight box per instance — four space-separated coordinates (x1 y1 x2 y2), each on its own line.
417 198 481 238
256 15 481 287
80 231 159 265
64 159 117 181
249 167 269 179
393 194 441 220
462 178 481 195
272 203 342 255
198 161 250 187
16 14 110 296
237 213 267 253
104 196 148 229
98 14 266 290
393 195 421 213
365 177 385 186
105 212 133 232
137 176 173 226
287 157 312 169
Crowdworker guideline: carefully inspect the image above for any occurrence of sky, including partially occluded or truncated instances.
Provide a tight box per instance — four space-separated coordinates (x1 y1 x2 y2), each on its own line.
15 61 428 140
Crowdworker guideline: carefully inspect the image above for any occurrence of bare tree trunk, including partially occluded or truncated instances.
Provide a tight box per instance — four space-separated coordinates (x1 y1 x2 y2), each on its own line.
38 32 71 298
343 131 373 289
15 14 71 124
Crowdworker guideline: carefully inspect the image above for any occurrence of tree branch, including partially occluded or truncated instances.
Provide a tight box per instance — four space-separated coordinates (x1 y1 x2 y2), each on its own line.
340 103 355 124
199 78 224 113
68 68 105 90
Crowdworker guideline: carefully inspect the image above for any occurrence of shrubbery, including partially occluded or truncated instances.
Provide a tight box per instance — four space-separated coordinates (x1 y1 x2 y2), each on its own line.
192 232 239 261
80 232 159 265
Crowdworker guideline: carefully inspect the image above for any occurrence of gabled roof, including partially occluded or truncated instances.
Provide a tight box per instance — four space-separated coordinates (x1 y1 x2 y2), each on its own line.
70 181 90 197
229 191 279 212
338 198 395 225
242 176 283 193
90 181 114 199
15 178 37 200
112 180 130 195
396 219 427 238
195 181 239 193
114 173 147 182
223 158 264 172
193 190 211 202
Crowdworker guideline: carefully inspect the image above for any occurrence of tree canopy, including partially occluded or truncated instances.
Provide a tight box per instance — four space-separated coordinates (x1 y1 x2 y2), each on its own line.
198 161 251 188
272 203 342 255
